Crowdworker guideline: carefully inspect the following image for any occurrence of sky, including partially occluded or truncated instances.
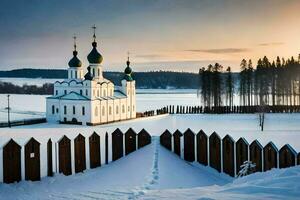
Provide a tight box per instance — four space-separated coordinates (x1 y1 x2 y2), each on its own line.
0 0 299 72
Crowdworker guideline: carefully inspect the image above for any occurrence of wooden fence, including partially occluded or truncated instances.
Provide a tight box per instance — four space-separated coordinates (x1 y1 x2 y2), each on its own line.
144 105 300 116
160 129 299 177
0 128 151 184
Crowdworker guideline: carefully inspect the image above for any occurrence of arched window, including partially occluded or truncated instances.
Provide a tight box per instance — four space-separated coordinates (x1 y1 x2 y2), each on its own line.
75 71 77 79
92 68 95 76
52 105 55 114
64 90 67 95
71 71 73 78
122 105 125 113
109 106 112 115
102 106 105 116
98 69 100 76
97 90 99 97
95 107 98 116
80 90 82 95
86 89 88 96
64 106 67 115
116 106 119 114
73 106 76 115
55 90 58 95
104 90 106 96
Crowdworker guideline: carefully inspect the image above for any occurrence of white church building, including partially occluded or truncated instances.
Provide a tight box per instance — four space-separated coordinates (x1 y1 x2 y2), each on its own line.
46 28 136 125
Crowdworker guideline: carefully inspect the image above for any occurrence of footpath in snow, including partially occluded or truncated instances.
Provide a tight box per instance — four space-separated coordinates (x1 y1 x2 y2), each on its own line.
0 137 230 200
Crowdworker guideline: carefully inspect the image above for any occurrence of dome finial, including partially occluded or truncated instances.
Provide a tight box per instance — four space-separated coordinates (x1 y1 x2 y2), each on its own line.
127 51 130 67
92 24 96 42
73 34 77 51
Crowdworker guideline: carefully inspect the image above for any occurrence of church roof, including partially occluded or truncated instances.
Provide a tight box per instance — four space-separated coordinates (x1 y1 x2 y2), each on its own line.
47 91 90 101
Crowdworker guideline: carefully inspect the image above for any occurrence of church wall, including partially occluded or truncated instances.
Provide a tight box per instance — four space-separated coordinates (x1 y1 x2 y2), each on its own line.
58 100 91 125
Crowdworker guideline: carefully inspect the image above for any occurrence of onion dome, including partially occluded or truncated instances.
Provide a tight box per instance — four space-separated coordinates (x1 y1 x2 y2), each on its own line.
87 41 103 64
124 55 133 81
87 25 103 64
68 50 82 68
68 35 82 68
84 66 94 80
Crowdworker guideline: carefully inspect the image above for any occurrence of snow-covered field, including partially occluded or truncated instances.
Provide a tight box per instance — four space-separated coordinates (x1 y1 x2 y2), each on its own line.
0 85 300 199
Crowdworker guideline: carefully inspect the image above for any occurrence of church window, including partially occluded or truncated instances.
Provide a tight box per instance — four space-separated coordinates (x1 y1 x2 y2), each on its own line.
98 69 100 76
75 71 77 79
82 106 85 115
73 106 76 115
52 105 55 114
102 106 105 116
64 90 67 95
71 71 73 78
97 90 99 97
122 105 125 113
64 106 67 115
86 89 88 96
109 106 112 115
93 68 95 76
95 107 98 116
116 106 119 114
104 90 106 96
56 108 59 113
80 90 82 95
55 90 58 95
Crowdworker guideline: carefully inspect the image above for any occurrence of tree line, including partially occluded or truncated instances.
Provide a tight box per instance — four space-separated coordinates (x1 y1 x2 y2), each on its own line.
198 55 300 107
0 69 199 89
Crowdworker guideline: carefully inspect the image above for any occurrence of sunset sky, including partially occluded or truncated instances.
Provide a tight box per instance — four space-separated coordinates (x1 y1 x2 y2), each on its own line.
0 0 299 72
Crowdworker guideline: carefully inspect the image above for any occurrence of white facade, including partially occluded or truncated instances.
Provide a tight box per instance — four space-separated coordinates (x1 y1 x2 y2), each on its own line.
46 36 136 125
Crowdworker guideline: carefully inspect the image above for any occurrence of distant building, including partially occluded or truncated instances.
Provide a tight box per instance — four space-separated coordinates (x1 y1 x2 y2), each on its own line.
46 27 136 125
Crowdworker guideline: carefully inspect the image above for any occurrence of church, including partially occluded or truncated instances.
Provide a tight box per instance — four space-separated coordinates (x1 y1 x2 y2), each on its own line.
46 27 136 125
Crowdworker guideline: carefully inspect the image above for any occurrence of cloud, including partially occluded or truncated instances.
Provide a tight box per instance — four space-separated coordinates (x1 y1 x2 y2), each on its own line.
135 54 166 59
258 42 284 46
185 48 250 54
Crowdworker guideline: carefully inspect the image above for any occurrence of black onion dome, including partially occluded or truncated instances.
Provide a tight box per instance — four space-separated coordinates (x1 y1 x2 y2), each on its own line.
124 59 133 81
124 59 132 74
87 41 103 64
68 50 82 68
84 66 94 80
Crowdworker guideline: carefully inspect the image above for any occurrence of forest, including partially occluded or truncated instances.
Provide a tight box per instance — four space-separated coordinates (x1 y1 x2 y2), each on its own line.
199 55 300 107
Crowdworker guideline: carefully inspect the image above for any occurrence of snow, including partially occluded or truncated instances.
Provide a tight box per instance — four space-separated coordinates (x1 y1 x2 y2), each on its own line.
0 89 300 199
142 166 300 200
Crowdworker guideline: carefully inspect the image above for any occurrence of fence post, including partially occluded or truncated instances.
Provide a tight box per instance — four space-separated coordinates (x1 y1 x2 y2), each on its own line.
234 141 237 177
